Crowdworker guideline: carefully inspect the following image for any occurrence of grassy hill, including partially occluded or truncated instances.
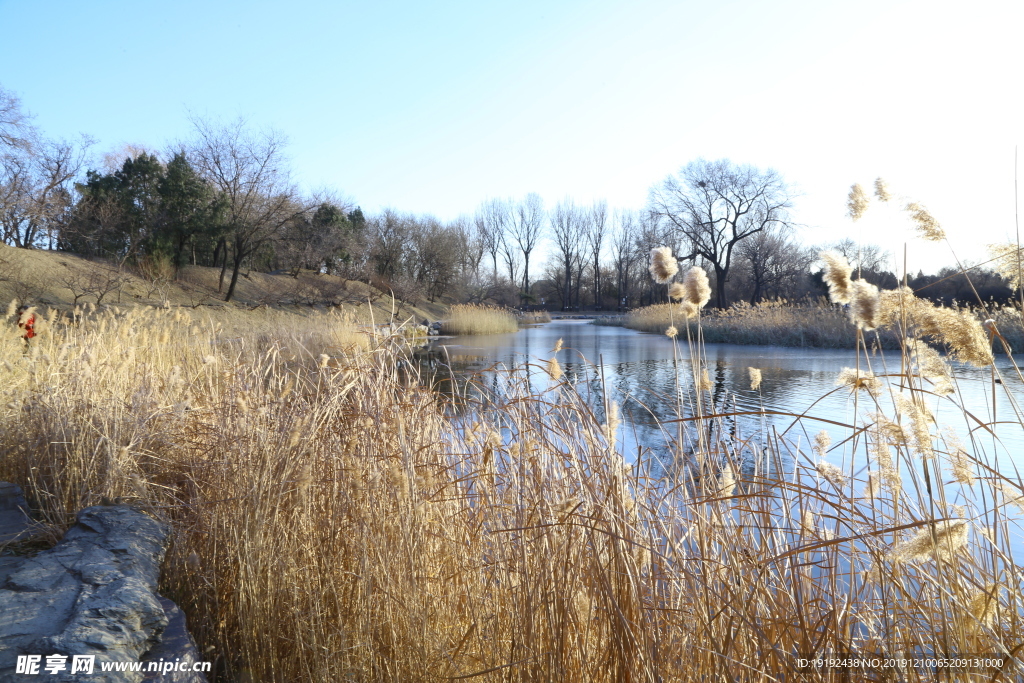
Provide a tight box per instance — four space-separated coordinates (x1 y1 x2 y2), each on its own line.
0 243 447 326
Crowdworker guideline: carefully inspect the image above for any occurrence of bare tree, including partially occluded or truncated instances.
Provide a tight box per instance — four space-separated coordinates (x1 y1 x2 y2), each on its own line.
1 137 89 248
408 216 462 302
475 199 507 285
610 209 640 309
0 85 32 150
508 193 544 297
187 117 300 301
59 263 127 306
450 214 484 287
367 208 411 281
586 200 608 309
550 198 587 310
828 238 890 276
0 87 91 249
634 209 674 305
648 158 793 308
737 231 814 303
489 199 521 287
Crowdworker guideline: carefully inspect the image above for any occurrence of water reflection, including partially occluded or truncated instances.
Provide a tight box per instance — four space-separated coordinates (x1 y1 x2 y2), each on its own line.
417 321 1024 472
416 320 1024 565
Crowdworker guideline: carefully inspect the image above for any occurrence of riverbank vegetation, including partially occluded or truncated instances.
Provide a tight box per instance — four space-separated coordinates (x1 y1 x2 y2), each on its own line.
440 303 519 335
2 239 1022 679
617 298 1024 352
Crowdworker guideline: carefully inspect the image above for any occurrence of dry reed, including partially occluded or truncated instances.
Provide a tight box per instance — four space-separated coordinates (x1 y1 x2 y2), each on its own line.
648 246 678 284
1 246 1022 682
441 303 518 335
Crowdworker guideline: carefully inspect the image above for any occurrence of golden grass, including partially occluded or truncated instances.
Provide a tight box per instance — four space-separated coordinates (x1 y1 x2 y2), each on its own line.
0 242 446 325
625 299 869 348
626 298 1024 354
441 303 518 335
2 289 1023 681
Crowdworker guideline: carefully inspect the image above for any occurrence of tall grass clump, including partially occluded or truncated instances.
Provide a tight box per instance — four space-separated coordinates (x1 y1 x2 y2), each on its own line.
625 295 1024 352
441 303 518 335
625 298 877 348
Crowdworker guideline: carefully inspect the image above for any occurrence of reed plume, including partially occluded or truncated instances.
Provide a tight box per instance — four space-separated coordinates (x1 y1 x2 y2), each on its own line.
999 482 1024 513
906 338 954 396
649 246 678 284
849 279 880 330
682 267 712 309
878 285 915 325
873 177 892 202
905 201 945 241
603 400 621 444
816 461 847 487
864 471 881 499
715 463 736 497
820 251 853 305
813 430 831 458
895 394 935 459
943 427 975 486
916 305 994 367
968 583 1000 632
665 325 678 338
17 306 36 327
836 367 880 394
869 415 903 495
547 357 564 381
668 282 685 301
748 367 762 391
800 509 816 535
988 242 1024 289
847 183 870 220
889 519 969 563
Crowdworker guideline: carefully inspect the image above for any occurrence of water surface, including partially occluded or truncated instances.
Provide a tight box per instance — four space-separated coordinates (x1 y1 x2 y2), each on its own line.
426 321 1022 462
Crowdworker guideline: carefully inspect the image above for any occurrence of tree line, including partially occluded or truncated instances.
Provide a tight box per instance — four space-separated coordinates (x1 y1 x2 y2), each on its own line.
1 84 1016 309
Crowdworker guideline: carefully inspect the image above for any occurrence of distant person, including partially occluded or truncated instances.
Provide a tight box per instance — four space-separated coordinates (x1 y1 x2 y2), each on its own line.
16 305 36 346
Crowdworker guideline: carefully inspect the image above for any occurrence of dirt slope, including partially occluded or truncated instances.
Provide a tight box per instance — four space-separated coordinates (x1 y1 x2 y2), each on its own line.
0 244 446 324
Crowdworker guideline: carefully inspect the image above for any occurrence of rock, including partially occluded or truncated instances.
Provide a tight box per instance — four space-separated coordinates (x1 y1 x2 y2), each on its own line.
0 504 183 683
139 599 206 683
0 483 34 544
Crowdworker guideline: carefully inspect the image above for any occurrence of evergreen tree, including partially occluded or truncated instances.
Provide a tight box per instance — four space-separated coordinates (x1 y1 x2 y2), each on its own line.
156 152 227 272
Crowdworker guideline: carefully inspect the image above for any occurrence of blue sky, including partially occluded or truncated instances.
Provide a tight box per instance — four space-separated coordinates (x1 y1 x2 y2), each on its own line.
1 0 1021 273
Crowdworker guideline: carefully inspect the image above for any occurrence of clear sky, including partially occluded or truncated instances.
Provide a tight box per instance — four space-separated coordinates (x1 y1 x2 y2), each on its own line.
1 0 1020 275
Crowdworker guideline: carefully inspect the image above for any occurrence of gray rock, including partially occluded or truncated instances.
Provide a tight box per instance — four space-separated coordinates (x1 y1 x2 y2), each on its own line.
140 599 207 683
0 505 170 683
0 483 33 544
